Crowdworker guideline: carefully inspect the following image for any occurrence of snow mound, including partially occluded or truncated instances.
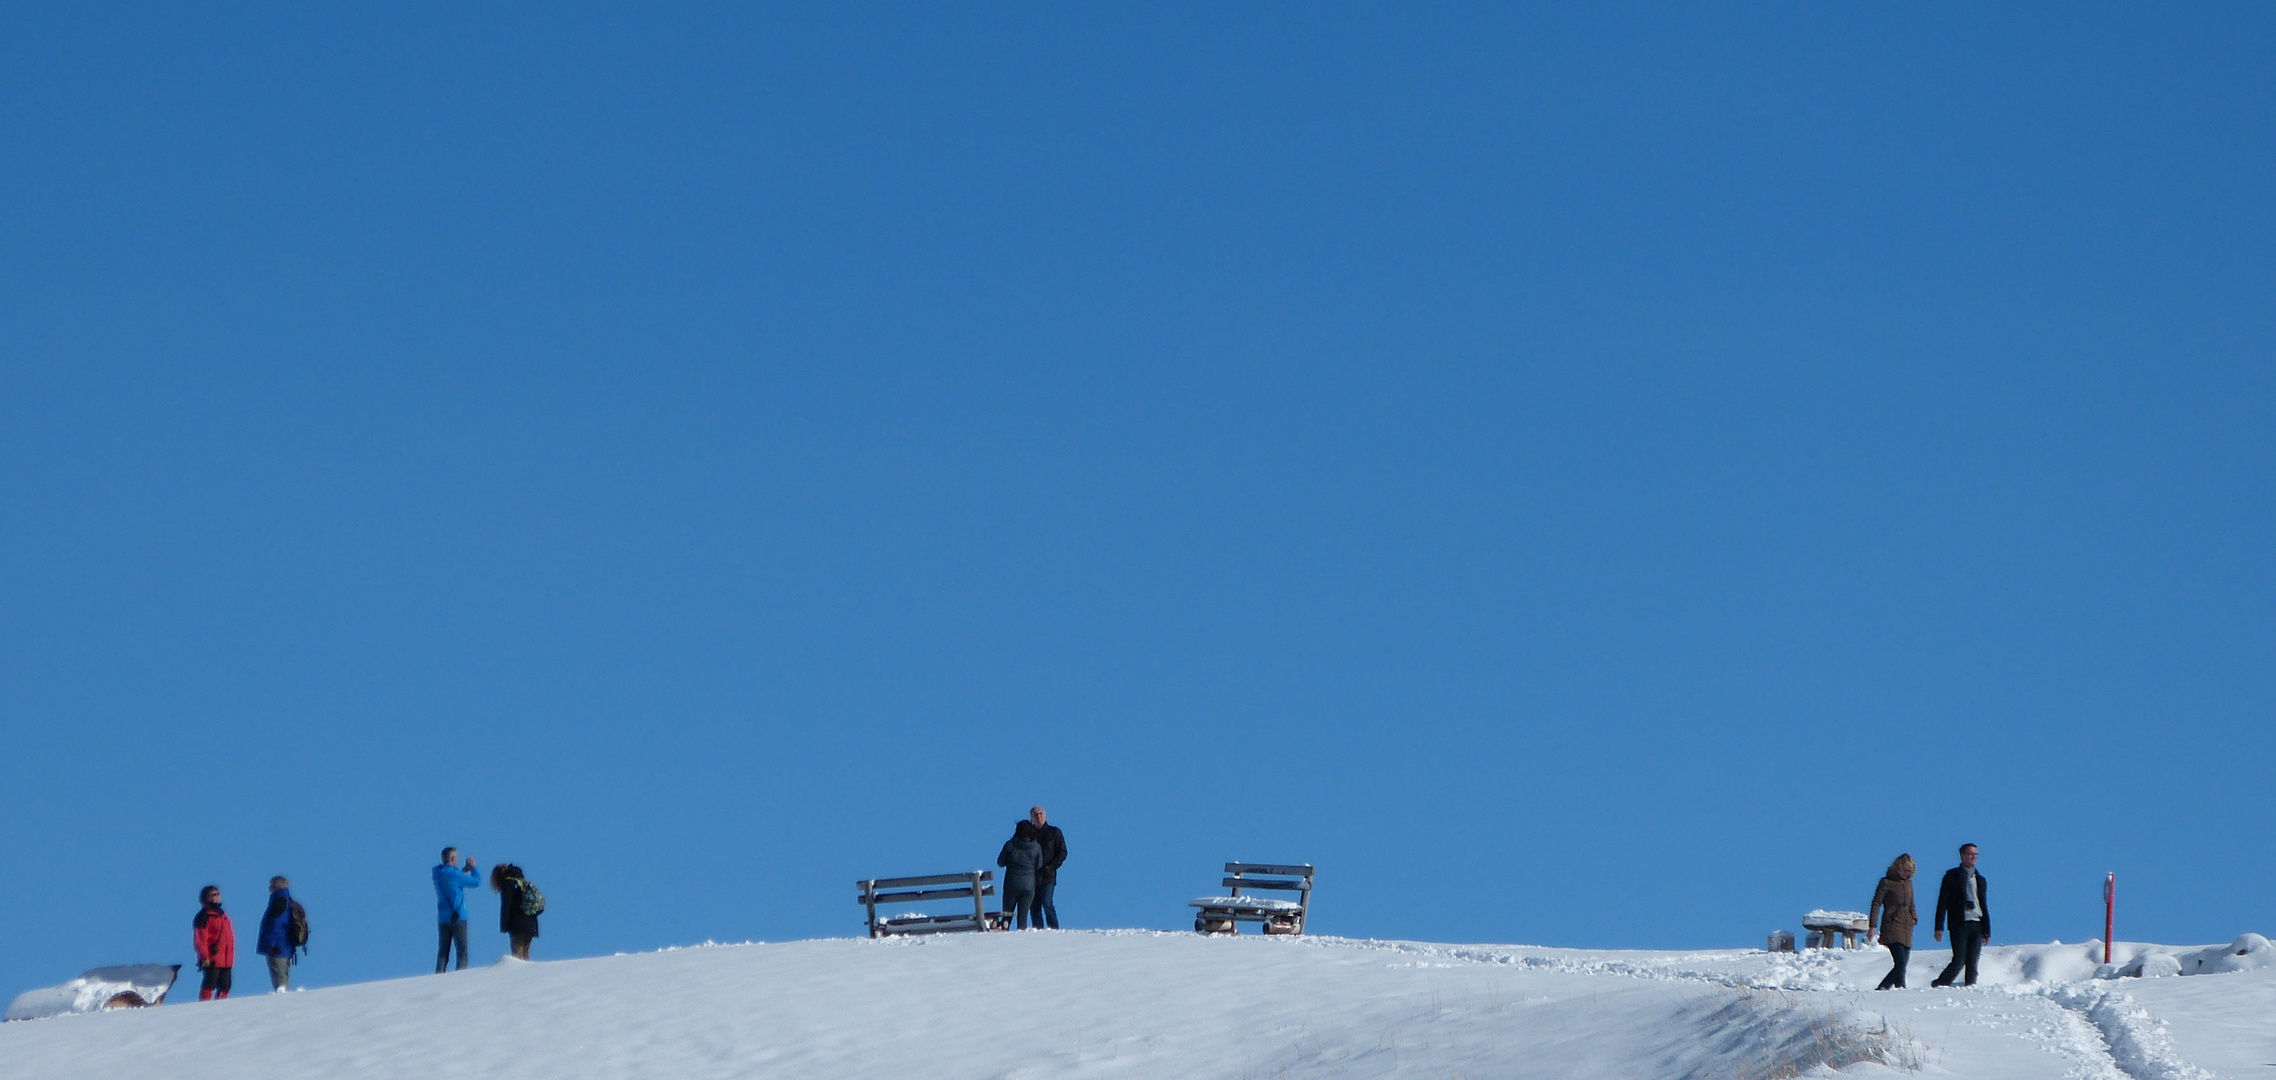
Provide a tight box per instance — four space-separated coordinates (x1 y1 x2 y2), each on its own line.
2085 935 2276 980
2181 933 2274 975
5 965 180 1022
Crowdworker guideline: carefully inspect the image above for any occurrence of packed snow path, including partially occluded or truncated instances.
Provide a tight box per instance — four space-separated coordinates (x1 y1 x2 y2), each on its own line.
4 931 2272 1078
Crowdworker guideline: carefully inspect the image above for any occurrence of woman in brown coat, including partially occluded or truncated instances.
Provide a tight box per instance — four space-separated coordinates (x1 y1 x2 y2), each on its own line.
1869 853 1918 989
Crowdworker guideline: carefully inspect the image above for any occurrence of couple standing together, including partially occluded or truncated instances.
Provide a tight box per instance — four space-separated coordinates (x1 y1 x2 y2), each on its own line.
1866 842 1992 989
433 846 543 971
995 806 1067 930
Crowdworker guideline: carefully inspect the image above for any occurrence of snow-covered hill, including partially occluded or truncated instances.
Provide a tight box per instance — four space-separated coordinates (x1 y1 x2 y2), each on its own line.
5 931 2273 1078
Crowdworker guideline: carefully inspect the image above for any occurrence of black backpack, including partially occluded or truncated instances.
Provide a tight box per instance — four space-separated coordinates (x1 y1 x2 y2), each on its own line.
287 900 310 949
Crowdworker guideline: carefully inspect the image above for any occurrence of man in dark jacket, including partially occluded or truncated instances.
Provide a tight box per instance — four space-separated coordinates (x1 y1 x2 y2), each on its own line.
1931 843 1990 987
257 876 298 991
1029 806 1067 930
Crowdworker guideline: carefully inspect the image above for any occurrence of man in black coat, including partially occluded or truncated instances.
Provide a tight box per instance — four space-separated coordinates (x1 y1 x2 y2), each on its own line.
1029 805 1068 930
1931 843 1990 987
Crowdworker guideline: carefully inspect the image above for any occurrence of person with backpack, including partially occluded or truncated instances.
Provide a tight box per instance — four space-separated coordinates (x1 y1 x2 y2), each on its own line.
433 847 480 973
490 863 542 960
996 820 1045 930
192 885 235 1001
256 875 307 991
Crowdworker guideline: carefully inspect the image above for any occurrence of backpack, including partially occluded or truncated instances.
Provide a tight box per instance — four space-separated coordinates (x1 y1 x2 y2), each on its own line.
517 879 546 917
287 900 310 949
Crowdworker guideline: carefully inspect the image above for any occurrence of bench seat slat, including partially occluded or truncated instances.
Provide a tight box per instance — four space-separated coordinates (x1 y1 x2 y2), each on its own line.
876 916 984 936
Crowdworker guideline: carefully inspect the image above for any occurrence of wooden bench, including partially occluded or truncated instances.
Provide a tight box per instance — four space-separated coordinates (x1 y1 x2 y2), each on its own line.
1190 862 1314 935
857 871 1009 937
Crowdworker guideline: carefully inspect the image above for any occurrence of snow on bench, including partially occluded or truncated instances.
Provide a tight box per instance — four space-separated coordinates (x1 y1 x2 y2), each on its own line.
1187 896 1303 912
1191 863 1314 936
1801 909 1870 950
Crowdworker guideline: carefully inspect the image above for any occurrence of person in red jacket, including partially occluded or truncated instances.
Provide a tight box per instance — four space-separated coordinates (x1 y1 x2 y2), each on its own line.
193 885 235 1001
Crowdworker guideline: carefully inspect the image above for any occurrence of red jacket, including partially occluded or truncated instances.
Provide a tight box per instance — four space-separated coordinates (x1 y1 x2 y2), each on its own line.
193 905 235 968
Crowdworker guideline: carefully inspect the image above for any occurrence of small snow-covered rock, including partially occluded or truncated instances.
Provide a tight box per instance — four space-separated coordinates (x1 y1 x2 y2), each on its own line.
2128 952 2183 978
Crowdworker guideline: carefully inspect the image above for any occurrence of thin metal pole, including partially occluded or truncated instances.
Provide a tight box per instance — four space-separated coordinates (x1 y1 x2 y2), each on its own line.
2104 873 2115 964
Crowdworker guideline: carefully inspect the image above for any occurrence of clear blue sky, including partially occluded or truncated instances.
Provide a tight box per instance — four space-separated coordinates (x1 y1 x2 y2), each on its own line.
3 5 2270 995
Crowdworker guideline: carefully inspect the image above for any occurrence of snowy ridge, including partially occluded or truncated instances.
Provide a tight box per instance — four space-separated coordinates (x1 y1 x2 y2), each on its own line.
3 931 2269 1079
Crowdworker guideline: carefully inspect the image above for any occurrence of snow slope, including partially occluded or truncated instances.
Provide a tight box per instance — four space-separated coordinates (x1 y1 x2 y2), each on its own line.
3 931 2269 1079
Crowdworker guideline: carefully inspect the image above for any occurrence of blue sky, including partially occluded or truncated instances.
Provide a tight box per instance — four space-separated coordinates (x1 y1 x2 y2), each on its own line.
3 4 2270 994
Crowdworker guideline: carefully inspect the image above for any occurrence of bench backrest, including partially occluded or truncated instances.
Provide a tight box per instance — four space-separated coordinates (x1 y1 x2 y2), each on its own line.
857 871 995 934
1222 862 1314 909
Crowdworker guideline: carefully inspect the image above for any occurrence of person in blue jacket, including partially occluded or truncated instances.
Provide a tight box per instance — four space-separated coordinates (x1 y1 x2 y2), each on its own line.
257 876 299 991
433 847 480 973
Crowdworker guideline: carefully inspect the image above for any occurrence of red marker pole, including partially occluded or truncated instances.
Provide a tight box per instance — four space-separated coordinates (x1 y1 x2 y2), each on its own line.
2103 873 2116 964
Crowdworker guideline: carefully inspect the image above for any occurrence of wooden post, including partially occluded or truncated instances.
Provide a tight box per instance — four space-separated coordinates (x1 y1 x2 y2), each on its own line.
863 880 878 938
972 871 987 930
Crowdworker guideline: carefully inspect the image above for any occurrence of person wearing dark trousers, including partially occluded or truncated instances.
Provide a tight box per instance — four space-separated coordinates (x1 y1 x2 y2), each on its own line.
491 863 540 960
257 876 298 991
997 820 1045 929
1029 805 1067 930
1868 854 1917 990
433 847 480 973
1931 843 1990 987
192 885 235 1001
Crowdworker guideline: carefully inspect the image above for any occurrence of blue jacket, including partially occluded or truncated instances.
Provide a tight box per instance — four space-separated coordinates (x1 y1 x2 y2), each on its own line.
257 889 295 956
434 863 480 923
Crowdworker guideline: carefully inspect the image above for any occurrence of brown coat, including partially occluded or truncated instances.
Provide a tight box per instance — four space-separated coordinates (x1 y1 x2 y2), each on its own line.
1870 875 1917 946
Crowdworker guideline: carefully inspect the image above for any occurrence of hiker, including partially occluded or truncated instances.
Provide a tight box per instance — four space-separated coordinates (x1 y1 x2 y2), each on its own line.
192 885 235 1001
1931 843 1990 987
434 847 481 973
1030 806 1067 930
490 863 541 960
1867 854 1917 989
996 820 1045 929
256 876 302 991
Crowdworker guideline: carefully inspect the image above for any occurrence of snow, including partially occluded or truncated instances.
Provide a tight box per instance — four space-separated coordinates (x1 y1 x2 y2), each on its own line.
4 965 179 1021
2 932 2270 1078
1188 895 1302 911
1802 909 1868 928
